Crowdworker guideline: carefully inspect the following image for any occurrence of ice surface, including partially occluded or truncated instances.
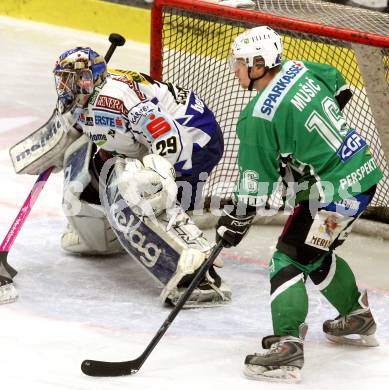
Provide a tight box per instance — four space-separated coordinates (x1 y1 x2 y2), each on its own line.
0 16 388 389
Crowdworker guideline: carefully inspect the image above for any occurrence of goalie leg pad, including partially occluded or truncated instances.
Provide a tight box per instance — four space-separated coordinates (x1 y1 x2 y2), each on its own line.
160 248 206 303
103 161 231 307
61 135 123 255
61 202 124 255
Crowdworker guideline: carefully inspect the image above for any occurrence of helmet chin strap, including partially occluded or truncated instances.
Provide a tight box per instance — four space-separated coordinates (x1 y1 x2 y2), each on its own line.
247 66 268 91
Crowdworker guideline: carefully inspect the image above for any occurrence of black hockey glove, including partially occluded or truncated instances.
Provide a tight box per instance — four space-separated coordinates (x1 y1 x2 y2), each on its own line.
216 205 256 248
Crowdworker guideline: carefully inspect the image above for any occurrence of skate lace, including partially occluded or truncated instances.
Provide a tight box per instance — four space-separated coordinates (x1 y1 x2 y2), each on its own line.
264 341 283 355
332 316 349 329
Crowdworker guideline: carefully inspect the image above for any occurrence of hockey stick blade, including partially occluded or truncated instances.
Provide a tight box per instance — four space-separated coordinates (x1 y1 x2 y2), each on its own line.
0 251 17 278
81 357 143 377
81 241 225 377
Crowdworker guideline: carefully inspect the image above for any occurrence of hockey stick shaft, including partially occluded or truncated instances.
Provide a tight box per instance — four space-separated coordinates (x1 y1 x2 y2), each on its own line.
81 240 225 377
0 168 52 276
0 168 52 253
0 33 125 276
104 33 126 62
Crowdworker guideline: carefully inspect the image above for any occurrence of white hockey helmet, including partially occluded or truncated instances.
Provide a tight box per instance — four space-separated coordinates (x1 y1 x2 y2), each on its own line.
229 26 283 71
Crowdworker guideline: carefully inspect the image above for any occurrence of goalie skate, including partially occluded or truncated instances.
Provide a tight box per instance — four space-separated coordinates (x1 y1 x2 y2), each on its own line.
323 290 379 347
166 266 231 308
0 276 18 305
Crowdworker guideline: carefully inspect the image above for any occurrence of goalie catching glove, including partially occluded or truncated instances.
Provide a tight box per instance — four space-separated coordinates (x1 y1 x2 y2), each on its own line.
216 204 256 247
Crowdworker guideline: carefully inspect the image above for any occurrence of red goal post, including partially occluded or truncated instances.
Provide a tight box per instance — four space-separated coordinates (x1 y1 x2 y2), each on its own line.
150 0 389 221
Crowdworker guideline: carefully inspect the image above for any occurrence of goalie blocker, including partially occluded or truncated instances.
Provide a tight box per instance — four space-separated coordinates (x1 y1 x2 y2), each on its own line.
9 109 81 175
62 135 231 307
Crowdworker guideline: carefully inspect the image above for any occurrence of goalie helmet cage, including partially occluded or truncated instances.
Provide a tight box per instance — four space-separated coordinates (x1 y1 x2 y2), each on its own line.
150 0 389 223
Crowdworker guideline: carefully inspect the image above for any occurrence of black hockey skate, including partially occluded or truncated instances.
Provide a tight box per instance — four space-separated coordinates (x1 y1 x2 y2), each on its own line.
243 324 307 383
323 290 379 347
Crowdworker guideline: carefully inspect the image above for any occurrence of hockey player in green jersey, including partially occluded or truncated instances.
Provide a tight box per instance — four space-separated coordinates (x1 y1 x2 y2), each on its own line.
216 26 382 383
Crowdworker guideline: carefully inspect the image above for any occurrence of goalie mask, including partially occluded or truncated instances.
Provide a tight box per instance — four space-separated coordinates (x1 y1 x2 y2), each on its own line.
228 26 283 89
53 47 107 113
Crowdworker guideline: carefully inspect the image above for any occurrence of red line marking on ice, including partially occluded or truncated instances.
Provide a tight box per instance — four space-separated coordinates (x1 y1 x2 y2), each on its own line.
220 251 269 268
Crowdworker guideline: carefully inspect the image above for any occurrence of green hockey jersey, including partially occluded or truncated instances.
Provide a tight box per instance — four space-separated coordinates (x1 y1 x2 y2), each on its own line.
235 60 383 207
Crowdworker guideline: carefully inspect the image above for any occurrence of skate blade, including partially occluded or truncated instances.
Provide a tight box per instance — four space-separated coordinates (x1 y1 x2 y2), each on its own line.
181 299 231 309
326 333 379 347
0 283 18 305
243 365 301 384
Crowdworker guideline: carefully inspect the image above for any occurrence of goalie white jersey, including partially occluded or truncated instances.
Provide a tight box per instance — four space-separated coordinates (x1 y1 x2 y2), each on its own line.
75 70 220 175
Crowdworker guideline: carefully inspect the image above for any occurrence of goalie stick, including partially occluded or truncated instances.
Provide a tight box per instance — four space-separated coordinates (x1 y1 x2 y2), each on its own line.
81 240 225 377
0 168 52 292
0 33 126 296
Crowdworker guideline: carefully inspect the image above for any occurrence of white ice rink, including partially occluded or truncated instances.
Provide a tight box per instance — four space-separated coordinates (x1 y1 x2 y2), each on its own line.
1 16 389 389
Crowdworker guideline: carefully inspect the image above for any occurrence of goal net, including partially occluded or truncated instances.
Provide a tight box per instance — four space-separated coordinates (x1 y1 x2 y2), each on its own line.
150 0 389 221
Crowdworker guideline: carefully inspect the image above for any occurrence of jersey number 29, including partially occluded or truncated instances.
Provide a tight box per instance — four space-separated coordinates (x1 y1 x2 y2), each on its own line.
155 136 178 156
